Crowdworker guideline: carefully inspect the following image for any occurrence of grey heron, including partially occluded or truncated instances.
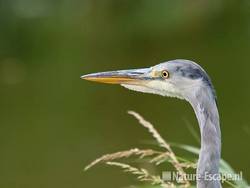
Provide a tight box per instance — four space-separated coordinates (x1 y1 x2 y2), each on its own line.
81 59 221 188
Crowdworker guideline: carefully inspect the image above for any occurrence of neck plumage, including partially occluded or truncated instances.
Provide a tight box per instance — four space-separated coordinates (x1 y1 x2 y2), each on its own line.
187 88 221 188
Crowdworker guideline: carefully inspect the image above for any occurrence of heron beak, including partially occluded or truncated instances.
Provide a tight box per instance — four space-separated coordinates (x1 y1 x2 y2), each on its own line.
81 68 150 85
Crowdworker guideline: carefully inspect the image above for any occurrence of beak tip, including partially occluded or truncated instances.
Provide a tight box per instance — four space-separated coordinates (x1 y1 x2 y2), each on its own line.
80 75 87 80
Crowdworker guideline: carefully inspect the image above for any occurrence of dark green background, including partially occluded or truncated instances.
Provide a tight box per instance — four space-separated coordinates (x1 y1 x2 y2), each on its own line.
0 1 250 188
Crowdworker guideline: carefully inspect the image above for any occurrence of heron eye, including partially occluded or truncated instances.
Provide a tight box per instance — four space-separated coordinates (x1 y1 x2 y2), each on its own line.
161 70 169 79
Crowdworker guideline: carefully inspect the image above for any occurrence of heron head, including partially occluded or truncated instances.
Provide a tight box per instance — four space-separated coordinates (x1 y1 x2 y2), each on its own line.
81 59 216 101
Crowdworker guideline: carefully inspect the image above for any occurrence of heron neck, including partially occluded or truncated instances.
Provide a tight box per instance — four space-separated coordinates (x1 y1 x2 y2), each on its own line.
187 90 221 188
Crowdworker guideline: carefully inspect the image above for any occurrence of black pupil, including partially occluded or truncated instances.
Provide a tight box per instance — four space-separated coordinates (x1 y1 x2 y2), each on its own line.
163 72 167 77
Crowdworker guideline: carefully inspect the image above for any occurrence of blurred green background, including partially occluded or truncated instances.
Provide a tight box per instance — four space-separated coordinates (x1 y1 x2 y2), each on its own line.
0 0 250 187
